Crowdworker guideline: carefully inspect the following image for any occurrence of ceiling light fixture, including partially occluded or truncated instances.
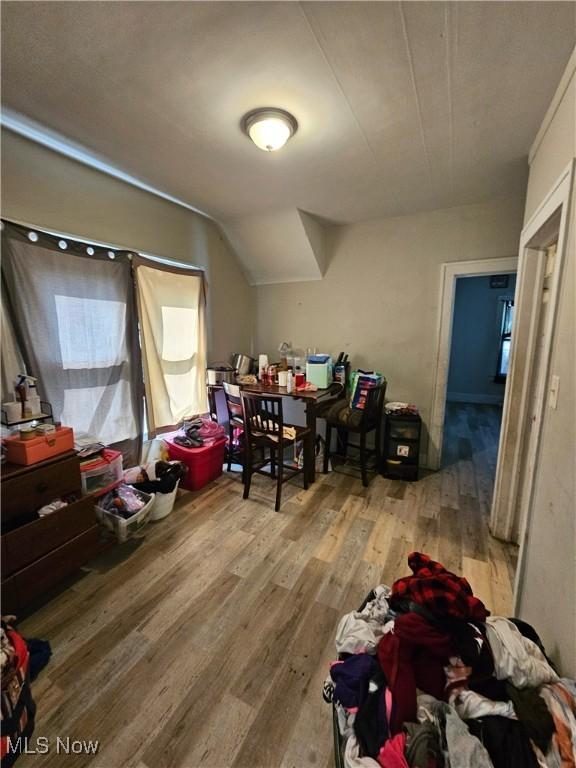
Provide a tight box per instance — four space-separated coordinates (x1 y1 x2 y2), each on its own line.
242 108 298 152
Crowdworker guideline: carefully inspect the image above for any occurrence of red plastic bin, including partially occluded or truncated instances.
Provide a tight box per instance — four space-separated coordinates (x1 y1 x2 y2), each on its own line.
164 436 226 492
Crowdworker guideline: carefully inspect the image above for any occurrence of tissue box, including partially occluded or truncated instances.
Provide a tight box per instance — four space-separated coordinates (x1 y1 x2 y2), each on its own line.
306 355 332 389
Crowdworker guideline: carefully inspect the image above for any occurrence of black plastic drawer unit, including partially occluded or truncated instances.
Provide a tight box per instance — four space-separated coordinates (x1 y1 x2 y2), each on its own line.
382 413 421 481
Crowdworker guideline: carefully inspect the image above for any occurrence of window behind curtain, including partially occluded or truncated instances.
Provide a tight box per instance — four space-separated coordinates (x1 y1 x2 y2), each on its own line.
1 223 143 464
135 260 207 436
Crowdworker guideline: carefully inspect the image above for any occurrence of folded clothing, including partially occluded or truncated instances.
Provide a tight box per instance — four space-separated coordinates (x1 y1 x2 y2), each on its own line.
331 654 378 711
417 694 493 768
377 612 454 734
390 552 489 622
505 683 555 754
465 716 539 768
125 460 187 494
538 678 576 767
335 585 392 655
485 616 559 689
376 732 409 768
403 721 443 768
98 484 148 519
450 688 516 720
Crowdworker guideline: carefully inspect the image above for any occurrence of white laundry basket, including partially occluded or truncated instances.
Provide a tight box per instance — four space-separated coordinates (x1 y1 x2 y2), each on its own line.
95 490 155 543
149 481 180 521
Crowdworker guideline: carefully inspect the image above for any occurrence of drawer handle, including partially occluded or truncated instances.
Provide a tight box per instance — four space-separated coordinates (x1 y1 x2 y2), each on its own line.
36 482 49 493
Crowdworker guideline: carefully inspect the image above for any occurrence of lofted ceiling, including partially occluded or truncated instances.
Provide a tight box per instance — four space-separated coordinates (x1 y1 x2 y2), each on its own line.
1 1 575 283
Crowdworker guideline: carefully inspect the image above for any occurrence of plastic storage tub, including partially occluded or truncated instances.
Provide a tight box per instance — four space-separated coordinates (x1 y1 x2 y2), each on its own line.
80 449 123 496
95 489 154 543
149 481 180 521
165 437 226 491
4 427 75 466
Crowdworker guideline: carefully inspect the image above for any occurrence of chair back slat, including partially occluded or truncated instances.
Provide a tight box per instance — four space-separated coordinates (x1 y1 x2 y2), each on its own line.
223 382 244 422
241 391 284 442
359 379 387 425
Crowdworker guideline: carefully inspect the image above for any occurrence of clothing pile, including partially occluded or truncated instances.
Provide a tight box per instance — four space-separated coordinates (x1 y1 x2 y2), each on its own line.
1 620 37 768
173 416 226 448
324 552 576 768
98 484 149 519
384 403 419 417
123 459 187 495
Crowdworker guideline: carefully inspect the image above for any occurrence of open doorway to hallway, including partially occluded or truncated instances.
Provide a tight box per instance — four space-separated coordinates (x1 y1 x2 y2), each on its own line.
441 273 517 515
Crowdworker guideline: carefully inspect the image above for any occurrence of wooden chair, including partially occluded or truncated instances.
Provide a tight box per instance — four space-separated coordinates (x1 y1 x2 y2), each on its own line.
207 384 219 423
323 380 387 487
240 391 312 511
222 382 248 478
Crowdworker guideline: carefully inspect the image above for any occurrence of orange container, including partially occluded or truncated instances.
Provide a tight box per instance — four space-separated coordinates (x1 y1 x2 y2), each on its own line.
4 426 75 466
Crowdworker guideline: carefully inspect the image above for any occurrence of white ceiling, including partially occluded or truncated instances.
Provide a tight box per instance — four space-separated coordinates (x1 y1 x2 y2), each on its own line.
1 1 575 280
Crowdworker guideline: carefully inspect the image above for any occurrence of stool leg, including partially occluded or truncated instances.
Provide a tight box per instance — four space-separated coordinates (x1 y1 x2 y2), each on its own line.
243 447 252 500
323 425 332 474
375 420 382 473
303 437 310 490
275 453 283 511
227 426 233 472
360 430 368 487
336 426 348 457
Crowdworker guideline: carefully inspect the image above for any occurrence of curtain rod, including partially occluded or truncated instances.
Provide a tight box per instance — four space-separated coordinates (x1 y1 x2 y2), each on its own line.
1 216 205 272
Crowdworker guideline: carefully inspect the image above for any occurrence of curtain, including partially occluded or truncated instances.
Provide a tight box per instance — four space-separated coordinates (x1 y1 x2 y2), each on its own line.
1 222 143 465
134 258 207 435
1 273 26 402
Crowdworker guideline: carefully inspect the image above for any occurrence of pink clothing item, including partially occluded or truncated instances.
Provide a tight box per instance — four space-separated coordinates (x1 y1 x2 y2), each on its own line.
377 733 409 768
198 417 226 439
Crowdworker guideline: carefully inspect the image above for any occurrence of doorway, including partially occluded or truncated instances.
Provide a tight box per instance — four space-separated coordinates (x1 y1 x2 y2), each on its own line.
441 273 517 511
428 256 518 472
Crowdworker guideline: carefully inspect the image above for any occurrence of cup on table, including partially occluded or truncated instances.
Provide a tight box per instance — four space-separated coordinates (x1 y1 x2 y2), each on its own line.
295 372 305 387
277 370 288 387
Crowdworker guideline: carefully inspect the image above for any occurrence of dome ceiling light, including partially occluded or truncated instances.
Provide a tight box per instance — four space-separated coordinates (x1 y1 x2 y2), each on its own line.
242 108 298 152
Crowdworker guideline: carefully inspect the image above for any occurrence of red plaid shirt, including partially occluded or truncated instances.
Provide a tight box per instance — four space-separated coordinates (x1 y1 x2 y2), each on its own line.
390 552 489 621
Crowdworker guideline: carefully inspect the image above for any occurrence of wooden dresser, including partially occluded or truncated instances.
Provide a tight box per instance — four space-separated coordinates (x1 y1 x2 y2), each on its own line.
1 450 101 613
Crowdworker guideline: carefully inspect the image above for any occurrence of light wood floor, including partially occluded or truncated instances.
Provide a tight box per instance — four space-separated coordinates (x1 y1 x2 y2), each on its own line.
18 404 517 768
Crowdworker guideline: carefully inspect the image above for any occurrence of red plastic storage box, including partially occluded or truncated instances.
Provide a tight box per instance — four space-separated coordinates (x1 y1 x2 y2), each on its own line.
164 436 226 492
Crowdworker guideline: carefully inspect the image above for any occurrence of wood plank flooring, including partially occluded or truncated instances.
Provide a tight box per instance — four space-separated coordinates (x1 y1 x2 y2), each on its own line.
17 404 517 768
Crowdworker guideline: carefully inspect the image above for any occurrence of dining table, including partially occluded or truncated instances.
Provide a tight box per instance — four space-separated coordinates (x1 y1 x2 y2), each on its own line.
207 380 342 483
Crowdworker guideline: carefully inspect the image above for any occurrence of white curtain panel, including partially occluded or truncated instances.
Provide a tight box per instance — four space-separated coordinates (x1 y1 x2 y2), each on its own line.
136 263 207 434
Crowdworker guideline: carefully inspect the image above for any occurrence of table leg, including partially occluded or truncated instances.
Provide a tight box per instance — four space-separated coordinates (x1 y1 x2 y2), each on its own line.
305 401 316 484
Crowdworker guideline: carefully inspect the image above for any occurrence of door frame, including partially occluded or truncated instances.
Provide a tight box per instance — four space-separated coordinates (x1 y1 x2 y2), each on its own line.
491 160 574 549
428 256 518 471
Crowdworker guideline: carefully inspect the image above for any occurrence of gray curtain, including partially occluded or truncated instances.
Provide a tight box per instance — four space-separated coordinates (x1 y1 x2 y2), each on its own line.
1 222 143 465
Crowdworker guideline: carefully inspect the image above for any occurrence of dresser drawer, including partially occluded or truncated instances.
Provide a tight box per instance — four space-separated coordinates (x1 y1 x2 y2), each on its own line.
1 455 82 527
11 526 101 609
1 575 19 616
2 497 96 578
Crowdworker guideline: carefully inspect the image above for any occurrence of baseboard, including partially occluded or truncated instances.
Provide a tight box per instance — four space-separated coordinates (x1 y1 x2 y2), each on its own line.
446 392 504 405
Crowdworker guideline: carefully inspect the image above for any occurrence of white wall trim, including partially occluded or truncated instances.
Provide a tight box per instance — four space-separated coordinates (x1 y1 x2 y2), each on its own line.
500 160 575 610
1 108 212 220
427 256 518 470
446 392 504 405
491 159 574 543
528 47 576 165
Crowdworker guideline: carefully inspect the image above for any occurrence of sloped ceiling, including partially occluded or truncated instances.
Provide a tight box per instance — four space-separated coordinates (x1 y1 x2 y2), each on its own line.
1 1 575 283
223 209 326 285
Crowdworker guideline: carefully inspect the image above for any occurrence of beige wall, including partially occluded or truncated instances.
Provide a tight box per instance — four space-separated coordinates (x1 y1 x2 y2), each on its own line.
515 56 576 677
255 195 525 460
0 129 254 362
